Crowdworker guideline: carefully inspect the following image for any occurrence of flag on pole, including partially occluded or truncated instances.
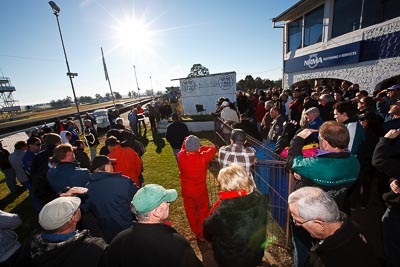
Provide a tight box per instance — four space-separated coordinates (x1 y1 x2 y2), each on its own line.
101 47 109 81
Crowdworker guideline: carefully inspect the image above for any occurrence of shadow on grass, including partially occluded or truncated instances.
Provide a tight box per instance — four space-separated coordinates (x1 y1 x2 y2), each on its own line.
151 129 166 154
11 197 39 242
0 189 27 210
138 131 149 148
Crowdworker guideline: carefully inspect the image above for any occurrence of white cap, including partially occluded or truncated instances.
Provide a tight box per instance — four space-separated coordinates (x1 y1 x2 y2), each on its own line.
221 101 229 107
39 197 81 230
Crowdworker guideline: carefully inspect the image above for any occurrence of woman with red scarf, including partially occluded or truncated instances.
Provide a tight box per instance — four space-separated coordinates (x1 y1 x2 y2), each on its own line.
204 164 267 267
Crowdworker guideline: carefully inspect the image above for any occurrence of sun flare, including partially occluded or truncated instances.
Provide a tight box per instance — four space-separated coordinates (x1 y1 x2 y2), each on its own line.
113 16 154 55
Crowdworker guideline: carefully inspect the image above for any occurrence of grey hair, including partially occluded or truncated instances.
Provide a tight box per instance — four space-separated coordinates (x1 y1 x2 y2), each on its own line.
265 100 275 109
320 94 334 103
131 205 151 222
288 187 340 222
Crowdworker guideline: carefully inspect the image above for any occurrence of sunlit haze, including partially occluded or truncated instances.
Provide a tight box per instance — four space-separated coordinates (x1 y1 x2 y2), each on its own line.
0 0 297 105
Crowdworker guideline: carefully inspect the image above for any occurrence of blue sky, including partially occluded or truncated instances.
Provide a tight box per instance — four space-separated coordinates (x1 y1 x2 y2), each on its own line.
0 0 297 105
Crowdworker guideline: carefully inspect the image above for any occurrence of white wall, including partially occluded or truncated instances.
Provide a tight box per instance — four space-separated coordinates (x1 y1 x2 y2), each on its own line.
179 72 236 115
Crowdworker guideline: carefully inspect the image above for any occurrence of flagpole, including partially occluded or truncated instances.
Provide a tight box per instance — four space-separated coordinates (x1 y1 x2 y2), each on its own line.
133 65 141 101
101 47 116 107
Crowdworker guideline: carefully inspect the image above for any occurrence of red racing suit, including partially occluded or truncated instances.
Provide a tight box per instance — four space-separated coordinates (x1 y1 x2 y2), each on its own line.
177 141 216 238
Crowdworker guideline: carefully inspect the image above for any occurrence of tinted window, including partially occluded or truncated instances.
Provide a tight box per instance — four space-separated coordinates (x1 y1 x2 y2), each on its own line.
288 18 302 52
362 0 400 28
332 0 362 38
304 5 324 47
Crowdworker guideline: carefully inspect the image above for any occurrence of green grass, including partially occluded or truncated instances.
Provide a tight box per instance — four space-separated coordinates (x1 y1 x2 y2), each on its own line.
0 128 217 249
140 130 217 244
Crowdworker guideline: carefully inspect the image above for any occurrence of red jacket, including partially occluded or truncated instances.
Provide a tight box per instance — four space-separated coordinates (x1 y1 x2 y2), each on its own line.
255 102 266 122
178 143 216 195
109 145 142 186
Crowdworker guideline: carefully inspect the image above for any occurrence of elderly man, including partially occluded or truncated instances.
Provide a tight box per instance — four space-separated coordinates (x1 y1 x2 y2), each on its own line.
287 121 360 267
105 136 142 187
47 144 91 194
104 184 202 267
84 156 138 243
288 187 381 267
304 107 324 142
220 101 239 143
267 107 286 144
29 197 106 266
218 129 256 178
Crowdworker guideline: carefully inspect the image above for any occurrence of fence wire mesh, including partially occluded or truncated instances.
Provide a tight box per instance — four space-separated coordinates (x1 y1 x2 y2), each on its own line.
208 117 291 248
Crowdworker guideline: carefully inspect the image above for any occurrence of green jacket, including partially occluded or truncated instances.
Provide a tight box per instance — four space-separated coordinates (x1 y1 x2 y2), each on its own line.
292 154 359 187
289 135 360 209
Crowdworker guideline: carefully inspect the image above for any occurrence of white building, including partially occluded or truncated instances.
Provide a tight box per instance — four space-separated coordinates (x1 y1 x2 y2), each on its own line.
272 0 400 92
172 72 236 115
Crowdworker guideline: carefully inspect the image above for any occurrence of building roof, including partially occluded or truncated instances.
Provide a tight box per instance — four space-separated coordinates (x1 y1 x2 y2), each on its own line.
272 0 322 22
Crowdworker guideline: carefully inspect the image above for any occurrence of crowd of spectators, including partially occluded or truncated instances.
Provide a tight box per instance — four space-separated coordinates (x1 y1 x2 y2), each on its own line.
0 80 399 266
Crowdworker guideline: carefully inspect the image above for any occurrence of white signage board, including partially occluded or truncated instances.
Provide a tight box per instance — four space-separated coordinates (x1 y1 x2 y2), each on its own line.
178 72 236 115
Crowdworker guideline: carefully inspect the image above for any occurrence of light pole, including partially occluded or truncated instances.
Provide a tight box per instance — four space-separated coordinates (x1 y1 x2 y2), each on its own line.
133 65 141 101
48 1 84 131
149 75 154 96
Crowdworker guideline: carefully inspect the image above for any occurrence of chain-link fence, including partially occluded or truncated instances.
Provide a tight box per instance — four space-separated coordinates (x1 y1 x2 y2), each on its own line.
208 117 291 248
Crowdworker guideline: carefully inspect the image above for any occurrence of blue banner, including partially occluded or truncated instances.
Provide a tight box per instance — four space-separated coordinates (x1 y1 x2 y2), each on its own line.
284 42 361 73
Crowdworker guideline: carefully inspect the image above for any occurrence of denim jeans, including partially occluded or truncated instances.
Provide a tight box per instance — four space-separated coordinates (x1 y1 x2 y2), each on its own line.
89 146 97 160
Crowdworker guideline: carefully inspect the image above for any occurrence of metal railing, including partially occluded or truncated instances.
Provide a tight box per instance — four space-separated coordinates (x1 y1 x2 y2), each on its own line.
208 117 291 248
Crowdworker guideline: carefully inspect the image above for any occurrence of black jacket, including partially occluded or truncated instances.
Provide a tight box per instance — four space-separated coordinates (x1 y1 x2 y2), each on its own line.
305 214 381 267
372 137 400 207
30 145 58 205
204 191 267 267
103 222 202 267
165 121 189 149
30 230 106 267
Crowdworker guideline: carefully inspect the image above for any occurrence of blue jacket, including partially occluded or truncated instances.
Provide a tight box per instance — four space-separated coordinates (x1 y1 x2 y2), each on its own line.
83 171 138 243
47 162 90 193
308 115 324 141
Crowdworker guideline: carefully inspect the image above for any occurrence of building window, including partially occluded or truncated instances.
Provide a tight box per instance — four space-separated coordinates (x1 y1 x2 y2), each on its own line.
362 0 400 28
304 5 324 47
288 18 302 52
332 0 362 38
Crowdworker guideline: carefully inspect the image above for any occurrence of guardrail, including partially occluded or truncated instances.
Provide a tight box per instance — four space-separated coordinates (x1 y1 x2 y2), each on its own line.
0 97 154 138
